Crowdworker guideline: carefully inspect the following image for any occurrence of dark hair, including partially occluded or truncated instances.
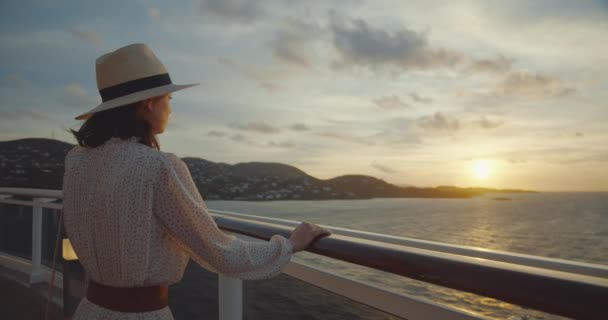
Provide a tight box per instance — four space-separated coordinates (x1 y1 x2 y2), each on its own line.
69 101 160 149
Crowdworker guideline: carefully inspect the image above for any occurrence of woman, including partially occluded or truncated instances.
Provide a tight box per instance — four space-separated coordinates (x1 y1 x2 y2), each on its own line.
62 43 331 319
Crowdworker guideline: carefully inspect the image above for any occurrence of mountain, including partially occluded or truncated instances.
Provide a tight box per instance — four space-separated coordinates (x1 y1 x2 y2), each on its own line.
0 138 73 189
0 138 534 200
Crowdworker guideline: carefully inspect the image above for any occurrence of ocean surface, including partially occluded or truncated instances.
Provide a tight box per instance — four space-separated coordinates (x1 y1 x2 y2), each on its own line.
207 192 608 320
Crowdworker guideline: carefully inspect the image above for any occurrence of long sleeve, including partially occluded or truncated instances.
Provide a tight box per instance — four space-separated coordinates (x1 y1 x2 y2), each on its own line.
153 152 293 280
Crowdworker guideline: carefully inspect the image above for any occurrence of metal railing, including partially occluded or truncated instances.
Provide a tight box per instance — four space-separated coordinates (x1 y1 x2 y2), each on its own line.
1 187 607 320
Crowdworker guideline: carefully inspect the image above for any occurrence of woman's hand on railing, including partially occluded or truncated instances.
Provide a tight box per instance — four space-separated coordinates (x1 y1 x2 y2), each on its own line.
289 222 332 253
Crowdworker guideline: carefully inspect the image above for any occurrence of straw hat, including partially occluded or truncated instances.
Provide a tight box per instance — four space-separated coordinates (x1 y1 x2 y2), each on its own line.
74 43 198 120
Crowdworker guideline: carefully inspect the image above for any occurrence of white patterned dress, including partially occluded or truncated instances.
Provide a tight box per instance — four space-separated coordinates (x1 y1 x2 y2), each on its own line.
62 136 293 319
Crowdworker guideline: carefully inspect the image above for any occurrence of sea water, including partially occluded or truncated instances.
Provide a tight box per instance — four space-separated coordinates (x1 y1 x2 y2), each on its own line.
207 192 608 319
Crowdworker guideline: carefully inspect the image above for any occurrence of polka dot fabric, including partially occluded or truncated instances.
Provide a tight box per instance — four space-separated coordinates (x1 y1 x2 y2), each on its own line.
62 136 293 319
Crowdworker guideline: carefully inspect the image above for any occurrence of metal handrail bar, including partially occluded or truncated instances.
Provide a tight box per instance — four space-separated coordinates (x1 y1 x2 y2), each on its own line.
0 188 62 199
3 188 605 278
209 209 608 278
213 215 607 320
0 198 63 210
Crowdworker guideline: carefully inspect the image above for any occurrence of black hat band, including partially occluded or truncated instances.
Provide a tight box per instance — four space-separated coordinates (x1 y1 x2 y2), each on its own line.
99 73 172 102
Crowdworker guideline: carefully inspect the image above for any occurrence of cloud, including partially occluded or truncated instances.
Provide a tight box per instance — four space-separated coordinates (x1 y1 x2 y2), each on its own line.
559 151 608 164
1 74 30 88
417 112 460 132
373 95 409 110
468 55 513 74
220 132 296 149
317 131 376 146
223 133 295 149
218 57 281 92
290 123 310 131
69 28 103 46
371 162 398 174
0 132 24 140
483 147 608 165
61 83 99 108
148 7 160 18
0 109 51 121
208 130 227 137
471 116 504 130
329 16 464 71
199 0 266 24
409 92 432 104
328 15 520 77
230 133 247 143
494 71 576 98
271 19 316 68
268 140 296 148
229 121 281 134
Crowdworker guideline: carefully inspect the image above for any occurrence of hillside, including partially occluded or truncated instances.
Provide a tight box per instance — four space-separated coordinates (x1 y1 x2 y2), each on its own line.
0 138 534 200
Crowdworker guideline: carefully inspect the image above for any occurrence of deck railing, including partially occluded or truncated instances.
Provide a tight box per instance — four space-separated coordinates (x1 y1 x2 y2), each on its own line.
1 187 607 320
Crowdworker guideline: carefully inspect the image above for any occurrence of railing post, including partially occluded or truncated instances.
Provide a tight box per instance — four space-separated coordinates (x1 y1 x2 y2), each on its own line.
218 274 242 320
30 198 45 284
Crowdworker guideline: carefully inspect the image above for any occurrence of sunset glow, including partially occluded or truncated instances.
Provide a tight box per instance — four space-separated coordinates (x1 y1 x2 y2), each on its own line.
0 1 607 191
473 160 492 180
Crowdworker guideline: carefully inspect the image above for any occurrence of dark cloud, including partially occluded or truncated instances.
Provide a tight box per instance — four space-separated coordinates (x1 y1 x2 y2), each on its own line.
373 95 409 110
229 121 281 134
494 71 576 98
328 16 519 77
471 116 504 130
290 123 310 131
371 162 398 174
330 17 464 71
409 92 432 104
199 0 266 24
417 112 460 132
69 28 103 45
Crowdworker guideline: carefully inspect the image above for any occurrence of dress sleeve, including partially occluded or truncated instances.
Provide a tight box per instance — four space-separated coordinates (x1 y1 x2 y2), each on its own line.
153 153 293 280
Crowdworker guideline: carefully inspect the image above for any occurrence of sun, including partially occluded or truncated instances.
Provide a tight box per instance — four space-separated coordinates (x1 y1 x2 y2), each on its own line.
472 160 492 180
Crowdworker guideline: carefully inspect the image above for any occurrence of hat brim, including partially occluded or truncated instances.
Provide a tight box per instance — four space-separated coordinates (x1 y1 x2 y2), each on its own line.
75 83 198 120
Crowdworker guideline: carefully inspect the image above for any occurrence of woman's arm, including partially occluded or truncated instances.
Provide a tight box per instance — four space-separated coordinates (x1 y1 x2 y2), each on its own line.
153 153 293 280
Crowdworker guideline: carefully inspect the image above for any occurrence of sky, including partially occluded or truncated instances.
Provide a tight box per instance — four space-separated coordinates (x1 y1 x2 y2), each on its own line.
1 0 607 191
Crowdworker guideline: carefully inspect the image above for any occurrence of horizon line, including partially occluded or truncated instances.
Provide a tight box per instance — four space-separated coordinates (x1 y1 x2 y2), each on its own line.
2 136 608 193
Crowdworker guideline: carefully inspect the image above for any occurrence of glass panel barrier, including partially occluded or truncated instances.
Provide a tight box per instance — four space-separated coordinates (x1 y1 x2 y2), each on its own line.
0 202 33 260
243 271 404 320
41 207 63 272
292 252 572 320
169 261 219 319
